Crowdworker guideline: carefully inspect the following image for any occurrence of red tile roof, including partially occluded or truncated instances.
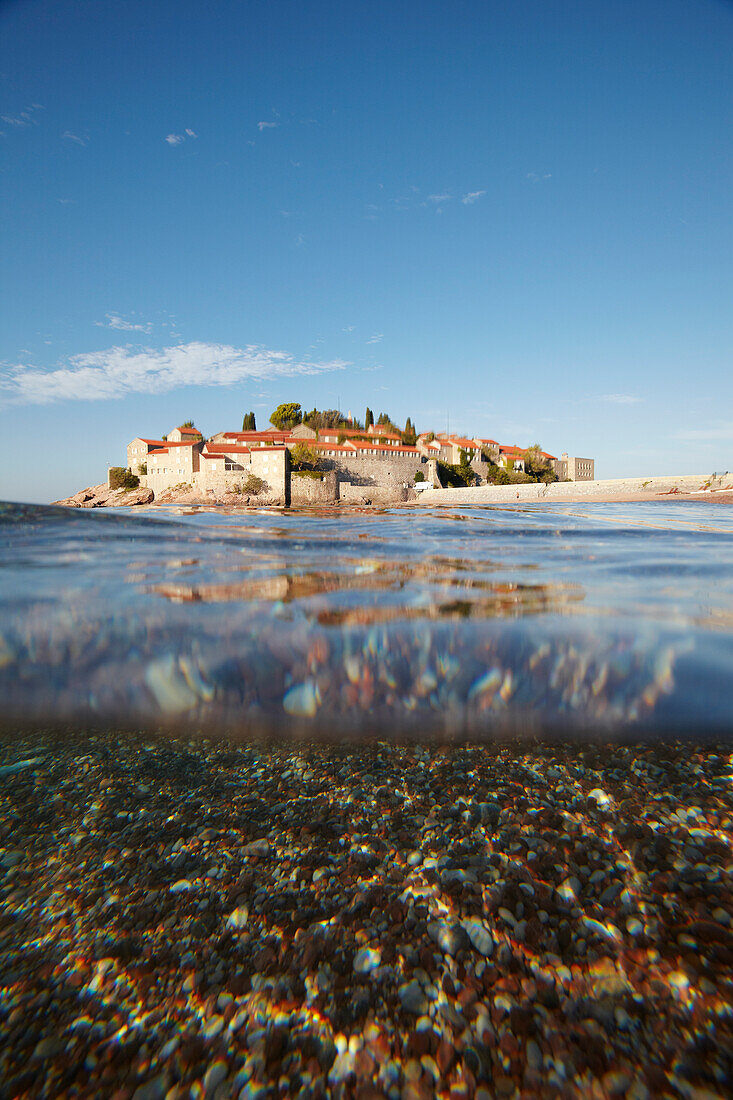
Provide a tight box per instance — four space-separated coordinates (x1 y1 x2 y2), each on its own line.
204 444 288 455
221 431 293 442
445 436 479 449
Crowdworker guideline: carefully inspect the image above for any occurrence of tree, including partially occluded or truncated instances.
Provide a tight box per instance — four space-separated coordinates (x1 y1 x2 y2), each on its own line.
523 444 556 483
303 407 347 431
365 407 374 429
242 411 257 431
458 449 476 485
182 419 196 429
403 417 417 445
109 467 140 491
270 402 302 430
290 442 323 470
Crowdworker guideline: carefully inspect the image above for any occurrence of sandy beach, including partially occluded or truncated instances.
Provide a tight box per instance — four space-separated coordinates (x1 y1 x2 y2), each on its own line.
2 731 732 1099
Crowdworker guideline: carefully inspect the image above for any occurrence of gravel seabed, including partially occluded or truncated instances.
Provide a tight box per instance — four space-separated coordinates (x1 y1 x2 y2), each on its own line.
1 732 732 1100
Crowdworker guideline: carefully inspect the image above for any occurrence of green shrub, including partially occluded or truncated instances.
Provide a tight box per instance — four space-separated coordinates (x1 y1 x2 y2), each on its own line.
109 467 140 491
243 473 266 495
290 442 323 471
292 469 324 479
437 461 473 487
485 465 511 485
414 470 425 483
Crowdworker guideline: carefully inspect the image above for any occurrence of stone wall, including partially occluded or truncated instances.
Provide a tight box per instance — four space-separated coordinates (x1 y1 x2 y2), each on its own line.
338 482 409 504
320 454 426 488
290 471 338 504
412 473 721 506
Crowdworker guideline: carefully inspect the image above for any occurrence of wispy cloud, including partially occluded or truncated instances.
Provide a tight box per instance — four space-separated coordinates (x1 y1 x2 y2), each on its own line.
676 422 733 442
95 313 152 334
257 121 278 131
366 333 383 345
526 171 552 182
1 104 44 128
599 393 641 405
62 130 87 146
165 129 197 146
462 190 486 205
1 343 347 406
426 193 451 204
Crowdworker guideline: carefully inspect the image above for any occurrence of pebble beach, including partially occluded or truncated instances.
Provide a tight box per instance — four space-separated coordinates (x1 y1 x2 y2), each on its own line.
2 732 732 1100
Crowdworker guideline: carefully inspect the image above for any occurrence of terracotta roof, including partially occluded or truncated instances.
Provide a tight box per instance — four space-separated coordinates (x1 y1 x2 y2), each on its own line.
221 431 293 442
203 445 250 455
176 427 202 434
445 436 479 449
204 444 288 455
135 438 166 446
310 442 358 453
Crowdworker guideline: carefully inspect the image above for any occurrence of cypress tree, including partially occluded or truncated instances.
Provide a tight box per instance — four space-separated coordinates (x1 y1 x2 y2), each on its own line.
365 407 373 429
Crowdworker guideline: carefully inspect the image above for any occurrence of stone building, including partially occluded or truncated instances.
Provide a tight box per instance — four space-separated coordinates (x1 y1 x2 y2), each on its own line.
123 421 594 501
554 453 595 481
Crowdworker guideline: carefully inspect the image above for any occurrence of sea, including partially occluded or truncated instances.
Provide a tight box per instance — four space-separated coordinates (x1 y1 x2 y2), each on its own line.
1 499 733 1099
1 499 732 740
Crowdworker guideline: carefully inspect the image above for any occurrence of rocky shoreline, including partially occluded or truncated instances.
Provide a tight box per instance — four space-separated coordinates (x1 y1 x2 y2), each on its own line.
1 732 732 1098
50 484 280 509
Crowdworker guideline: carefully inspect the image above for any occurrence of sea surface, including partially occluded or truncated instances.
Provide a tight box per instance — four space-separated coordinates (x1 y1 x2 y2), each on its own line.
1 498 732 740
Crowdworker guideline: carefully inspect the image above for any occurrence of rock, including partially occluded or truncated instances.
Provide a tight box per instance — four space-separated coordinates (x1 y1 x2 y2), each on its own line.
283 681 321 717
588 788 613 808
242 839 272 857
328 1050 356 1083
170 879 193 893
226 906 249 930
53 483 154 508
32 1037 64 1060
202 1058 228 1094
462 919 495 957
428 921 470 957
353 947 381 974
526 1039 542 1070
0 758 42 778
399 981 429 1015
202 1016 224 1041
131 1075 167 1100
145 656 200 715
556 877 580 903
0 850 24 870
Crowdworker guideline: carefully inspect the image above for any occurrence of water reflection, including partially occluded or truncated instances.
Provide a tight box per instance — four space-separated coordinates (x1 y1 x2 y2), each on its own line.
0 501 732 738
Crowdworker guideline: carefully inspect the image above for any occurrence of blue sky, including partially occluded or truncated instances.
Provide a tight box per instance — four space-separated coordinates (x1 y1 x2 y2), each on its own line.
1 0 732 501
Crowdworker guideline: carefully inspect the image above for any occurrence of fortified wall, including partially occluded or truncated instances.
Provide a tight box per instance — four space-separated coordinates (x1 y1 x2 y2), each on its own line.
317 453 425 489
290 471 339 505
